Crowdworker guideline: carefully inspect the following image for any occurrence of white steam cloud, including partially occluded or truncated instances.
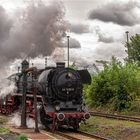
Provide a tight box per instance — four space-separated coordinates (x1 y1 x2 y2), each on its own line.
0 80 17 97
10 113 43 129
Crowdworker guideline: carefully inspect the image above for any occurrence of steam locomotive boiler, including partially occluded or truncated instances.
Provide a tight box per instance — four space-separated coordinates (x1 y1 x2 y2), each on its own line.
0 60 91 130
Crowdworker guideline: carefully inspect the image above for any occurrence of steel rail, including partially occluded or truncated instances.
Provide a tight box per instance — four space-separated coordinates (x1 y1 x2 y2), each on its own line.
77 130 109 140
54 129 109 140
90 112 140 122
55 131 80 140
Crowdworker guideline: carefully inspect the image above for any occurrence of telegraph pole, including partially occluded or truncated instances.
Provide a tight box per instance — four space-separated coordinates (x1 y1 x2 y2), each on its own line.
125 31 129 60
32 69 39 133
21 71 27 128
21 60 29 128
126 31 129 44
67 35 70 68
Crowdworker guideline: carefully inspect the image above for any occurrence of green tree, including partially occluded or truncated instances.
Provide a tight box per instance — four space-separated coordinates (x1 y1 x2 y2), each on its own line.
85 57 139 111
126 34 140 65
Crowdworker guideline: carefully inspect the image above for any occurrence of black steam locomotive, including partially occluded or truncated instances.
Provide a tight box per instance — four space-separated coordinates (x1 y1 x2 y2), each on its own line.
0 60 91 130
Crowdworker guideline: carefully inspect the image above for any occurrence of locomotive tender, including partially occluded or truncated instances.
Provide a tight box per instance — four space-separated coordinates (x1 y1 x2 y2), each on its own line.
0 60 91 130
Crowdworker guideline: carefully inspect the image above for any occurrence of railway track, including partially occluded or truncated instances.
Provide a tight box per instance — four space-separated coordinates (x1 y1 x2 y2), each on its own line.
6 122 109 140
2 114 109 140
54 129 109 140
90 112 140 122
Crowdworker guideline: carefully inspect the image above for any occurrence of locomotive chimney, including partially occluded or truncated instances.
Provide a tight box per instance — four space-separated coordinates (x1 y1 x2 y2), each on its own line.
21 60 29 72
56 62 65 68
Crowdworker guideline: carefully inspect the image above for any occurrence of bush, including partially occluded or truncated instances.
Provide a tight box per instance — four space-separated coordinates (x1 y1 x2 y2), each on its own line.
85 57 140 111
128 100 140 113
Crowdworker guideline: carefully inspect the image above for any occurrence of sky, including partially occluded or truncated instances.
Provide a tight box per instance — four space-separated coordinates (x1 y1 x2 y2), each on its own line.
63 0 140 66
0 0 140 73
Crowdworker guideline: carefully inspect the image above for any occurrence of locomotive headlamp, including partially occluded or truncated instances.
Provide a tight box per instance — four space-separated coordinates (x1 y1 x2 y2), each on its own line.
55 105 60 111
57 113 65 121
84 113 90 119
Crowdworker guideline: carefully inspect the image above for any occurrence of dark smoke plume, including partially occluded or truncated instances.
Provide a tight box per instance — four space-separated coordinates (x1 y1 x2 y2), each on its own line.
88 1 140 26
0 6 12 67
0 6 12 41
0 1 68 68
69 23 90 34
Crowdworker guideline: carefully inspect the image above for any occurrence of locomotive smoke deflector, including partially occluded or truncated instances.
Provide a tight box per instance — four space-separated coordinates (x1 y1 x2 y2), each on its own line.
77 70 91 84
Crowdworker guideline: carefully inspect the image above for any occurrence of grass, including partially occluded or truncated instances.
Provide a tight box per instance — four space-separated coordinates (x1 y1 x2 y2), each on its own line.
16 134 28 140
90 101 140 117
0 115 27 140
0 127 10 135
80 116 140 140
0 116 8 124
